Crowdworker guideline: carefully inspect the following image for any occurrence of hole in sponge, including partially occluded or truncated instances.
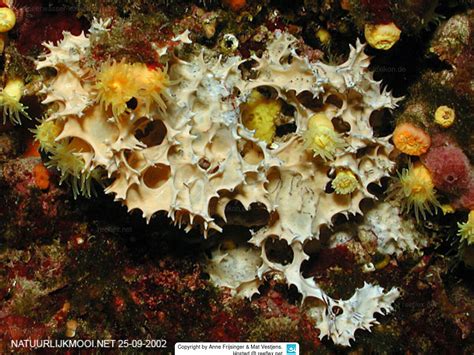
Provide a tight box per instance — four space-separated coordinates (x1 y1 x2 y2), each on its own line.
297 90 324 110
332 305 343 316
264 237 294 265
143 164 171 189
223 200 270 227
325 94 344 108
370 109 393 137
331 117 351 133
275 122 297 137
135 119 167 147
239 140 264 164
445 175 456 183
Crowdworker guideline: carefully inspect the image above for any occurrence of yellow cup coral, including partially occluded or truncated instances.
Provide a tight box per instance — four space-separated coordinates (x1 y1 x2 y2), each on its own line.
303 112 346 161
241 90 282 144
96 60 137 118
332 170 358 194
434 105 455 128
388 162 440 222
95 60 168 118
458 210 474 246
364 22 401 50
0 78 30 124
46 139 102 198
134 63 168 115
440 204 455 215
393 122 431 156
315 28 331 47
31 119 63 152
0 7 16 33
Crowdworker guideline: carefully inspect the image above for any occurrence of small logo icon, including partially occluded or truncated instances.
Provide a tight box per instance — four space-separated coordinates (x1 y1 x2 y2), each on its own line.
286 343 297 354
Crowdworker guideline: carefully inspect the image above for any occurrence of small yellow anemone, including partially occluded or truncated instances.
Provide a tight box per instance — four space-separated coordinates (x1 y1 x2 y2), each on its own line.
458 211 474 246
388 162 440 222
332 170 358 194
315 28 331 47
46 139 102 198
434 105 455 128
95 60 168 119
440 204 455 215
133 63 168 115
364 22 401 50
31 119 63 152
241 90 282 144
96 60 137 118
303 112 346 161
0 7 16 33
0 78 30 124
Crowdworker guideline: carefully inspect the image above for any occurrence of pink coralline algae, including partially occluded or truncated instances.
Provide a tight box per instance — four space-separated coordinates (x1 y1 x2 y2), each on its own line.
422 143 471 196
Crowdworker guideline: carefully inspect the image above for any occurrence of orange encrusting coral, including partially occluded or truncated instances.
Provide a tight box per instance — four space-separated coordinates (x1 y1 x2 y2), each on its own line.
23 138 41 157
223 0 247 12
33 163 50 190
393 122 431 156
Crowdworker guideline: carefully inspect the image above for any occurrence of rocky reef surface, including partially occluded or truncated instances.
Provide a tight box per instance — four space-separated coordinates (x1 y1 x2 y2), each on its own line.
0 0 473 353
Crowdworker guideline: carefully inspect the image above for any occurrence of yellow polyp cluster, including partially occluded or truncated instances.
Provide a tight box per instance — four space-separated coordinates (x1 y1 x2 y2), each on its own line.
388 162 440 222
364 22 401 50
0 78 30 124
45 139 102 198
332 170 358 194
95 60 168 118
46 141 85 179
303 112 346 161
241 90 282 144
95 60 136 117
31 119 63 152
434 105 455 128
0 7 16 33
135 64 168 115
32 115 102 198
458 210 474 246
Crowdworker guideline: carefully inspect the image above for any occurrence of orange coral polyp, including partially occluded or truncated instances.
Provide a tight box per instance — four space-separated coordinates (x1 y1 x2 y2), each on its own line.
393 122 431 156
